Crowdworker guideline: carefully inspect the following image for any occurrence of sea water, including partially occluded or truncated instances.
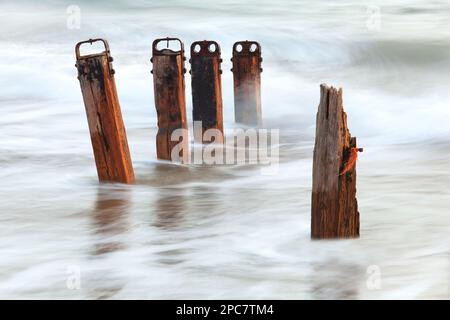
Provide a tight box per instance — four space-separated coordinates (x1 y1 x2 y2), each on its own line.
0 0 449 299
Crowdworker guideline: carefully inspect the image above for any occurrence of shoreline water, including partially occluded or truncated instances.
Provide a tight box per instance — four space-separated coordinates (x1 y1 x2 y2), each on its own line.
0 0 449 299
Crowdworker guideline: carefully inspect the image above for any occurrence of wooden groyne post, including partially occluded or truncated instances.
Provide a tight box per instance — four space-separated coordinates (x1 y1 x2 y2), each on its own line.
151 37 189 163
75 39 135 184
231 41 262 126
311 84 362 239
190 40 224 143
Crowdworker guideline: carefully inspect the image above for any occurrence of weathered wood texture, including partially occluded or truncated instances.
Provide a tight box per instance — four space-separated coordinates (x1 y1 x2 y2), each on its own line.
311 84 360 239
190 40 224 143
151 38 189 163
231 41 262 126
75 39 135 184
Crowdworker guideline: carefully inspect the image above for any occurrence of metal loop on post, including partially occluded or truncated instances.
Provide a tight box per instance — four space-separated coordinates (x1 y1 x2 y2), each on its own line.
232 40 261 55
152 37 184 56
190 40 221 57
75 38 111 60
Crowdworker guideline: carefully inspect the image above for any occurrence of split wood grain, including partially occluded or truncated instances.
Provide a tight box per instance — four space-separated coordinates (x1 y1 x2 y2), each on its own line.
311 84 360 239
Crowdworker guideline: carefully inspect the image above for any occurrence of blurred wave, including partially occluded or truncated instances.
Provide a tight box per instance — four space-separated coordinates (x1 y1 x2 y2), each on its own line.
0 0 449 299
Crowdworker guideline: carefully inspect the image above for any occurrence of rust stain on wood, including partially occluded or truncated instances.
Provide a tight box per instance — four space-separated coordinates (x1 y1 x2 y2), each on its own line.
151 38 189 163
75 39 135 184
190 40 224 143
311 84 360 239
231 41 262 126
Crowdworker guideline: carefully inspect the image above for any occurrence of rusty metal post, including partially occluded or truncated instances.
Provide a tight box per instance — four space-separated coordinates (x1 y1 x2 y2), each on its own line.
311 84 362 239
231 41 262 126
189 40 224 143
151 38 189 163
75 39 135 184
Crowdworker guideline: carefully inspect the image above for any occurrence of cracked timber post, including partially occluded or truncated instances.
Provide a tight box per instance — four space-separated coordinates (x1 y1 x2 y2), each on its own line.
311 84 362 239
151 38 189 163
75 39 135 184
231 41 262 126
190 40 224 143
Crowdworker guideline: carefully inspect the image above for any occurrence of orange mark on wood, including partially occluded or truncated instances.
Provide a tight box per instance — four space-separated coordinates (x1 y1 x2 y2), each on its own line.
339 147 359 176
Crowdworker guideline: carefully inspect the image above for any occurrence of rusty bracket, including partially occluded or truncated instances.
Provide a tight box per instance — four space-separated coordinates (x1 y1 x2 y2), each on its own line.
189 40 222 72
75 38 115 77
150 37 186 74
230 40 262 72
190 40 221 54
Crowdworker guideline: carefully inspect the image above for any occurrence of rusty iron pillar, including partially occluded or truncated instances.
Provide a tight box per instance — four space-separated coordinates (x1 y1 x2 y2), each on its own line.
190 40 224 143
231 41 262 126
151 37 189 163
75 39 135 184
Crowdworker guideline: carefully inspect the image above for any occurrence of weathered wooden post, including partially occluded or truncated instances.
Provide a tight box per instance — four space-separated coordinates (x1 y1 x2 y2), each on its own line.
190 40 224 143
151 37 189 163
231 41 262 126
75 39 135 184
311 84 363 239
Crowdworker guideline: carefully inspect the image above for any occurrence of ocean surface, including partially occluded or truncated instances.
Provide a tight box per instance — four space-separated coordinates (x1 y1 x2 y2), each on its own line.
0 0 449 299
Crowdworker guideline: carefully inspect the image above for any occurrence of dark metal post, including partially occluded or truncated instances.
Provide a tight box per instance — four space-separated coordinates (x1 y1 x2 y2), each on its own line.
190 40 224 143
